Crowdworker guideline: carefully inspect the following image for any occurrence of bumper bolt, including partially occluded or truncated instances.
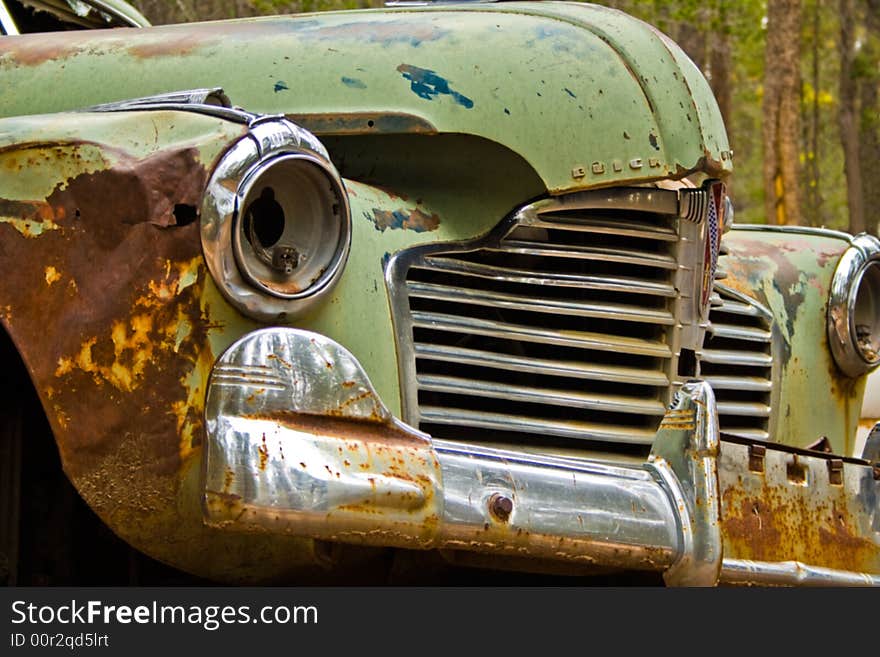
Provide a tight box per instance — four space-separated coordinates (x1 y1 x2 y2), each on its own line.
489 494 513 522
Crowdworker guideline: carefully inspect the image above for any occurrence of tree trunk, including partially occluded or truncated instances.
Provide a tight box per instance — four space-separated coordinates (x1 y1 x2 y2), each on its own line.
839 0 866 234
807 0 822 226
763 0 804 225
860 0 880 235
709 2 733 129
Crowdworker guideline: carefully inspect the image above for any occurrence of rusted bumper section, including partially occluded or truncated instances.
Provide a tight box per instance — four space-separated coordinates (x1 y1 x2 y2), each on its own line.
202 328 880 586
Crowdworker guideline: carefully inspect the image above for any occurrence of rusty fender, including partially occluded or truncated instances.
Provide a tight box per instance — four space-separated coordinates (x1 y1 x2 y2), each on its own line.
202 327 880 586
0 111 361 582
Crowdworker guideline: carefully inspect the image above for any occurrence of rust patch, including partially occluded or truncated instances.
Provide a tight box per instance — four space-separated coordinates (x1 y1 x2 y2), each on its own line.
367 207 440 233
223 467 235 493
258 433 270 471
286 112 437 136
0 136 226 570
266 353 292 369
1 32 94 66
3 23 217 66
261 411 434 449
721 482 879 572
126 33 208 60
44 266 61 285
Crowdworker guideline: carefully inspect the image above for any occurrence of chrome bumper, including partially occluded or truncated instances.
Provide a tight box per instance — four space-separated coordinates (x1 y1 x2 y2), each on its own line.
203 328 880 586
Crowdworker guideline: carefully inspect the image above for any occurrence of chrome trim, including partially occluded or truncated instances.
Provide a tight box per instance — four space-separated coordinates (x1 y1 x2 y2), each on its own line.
720 560 880 586
418 406 659 443
827 233 880 377
203 328 725 582
649 383 722 586
413 343 670 386
731 224 854 241
0 0 19 35
416 374 667 415
698 350 772 367
698 283 775 442
411 311 673 357
386 186 710 441
408 281 676 323
85 88 257 124
204 327 880 585
200 118 351 322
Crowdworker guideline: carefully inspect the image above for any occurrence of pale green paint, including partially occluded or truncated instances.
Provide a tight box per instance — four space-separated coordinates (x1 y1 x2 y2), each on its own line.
0 2 730 196
0 215 59 237
722 229 865 455
0 140 110 201
0 111 246 197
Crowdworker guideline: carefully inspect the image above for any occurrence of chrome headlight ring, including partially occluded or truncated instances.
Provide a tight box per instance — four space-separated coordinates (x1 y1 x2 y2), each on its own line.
201 117 351 322
828 233 880 377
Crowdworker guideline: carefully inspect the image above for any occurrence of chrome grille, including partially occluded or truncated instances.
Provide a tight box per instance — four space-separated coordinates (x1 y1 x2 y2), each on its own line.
387 189 704 451
697 284 774 441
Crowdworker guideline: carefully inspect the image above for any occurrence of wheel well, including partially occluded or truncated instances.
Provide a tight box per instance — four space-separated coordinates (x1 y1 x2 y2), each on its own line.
0 325 204 584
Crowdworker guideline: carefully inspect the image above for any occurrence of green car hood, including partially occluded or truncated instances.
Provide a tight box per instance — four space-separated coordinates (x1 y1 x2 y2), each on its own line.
0 2 731 194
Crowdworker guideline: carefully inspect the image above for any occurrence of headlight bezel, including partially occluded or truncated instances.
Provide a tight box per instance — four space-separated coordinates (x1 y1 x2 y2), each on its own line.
828 234 880 377
200 118 351 322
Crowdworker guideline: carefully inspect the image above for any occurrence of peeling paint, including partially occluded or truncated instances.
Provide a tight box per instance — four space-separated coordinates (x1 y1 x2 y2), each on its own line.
365 207 440 233
397 64 474 109
0 203 61 237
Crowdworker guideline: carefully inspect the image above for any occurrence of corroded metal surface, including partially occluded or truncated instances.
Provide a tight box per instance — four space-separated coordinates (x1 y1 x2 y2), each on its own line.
205 328 737 582
0 110 348 581
718 440 880 573
206 328 880 584
0 107 462 580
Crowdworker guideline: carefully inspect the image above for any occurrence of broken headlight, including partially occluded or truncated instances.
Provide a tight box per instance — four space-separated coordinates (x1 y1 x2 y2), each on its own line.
201 118 351 322
828 234 880 377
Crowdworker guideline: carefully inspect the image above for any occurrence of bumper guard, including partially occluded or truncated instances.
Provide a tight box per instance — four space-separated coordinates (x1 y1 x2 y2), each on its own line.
203 328 880 586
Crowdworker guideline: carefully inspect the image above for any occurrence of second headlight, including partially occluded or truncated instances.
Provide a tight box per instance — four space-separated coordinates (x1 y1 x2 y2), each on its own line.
828 234 880 377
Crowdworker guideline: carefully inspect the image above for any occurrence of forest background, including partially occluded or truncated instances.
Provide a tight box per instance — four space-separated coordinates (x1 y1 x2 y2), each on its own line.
128 0 880 234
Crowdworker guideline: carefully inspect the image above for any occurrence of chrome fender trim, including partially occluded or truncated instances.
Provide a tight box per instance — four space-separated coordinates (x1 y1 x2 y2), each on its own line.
202 328 723 584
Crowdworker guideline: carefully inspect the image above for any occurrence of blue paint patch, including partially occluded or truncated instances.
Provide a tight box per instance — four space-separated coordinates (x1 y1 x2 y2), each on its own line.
397 64 474 109
274 81 289 93
341 76 367 89
367 207 440 233
564 87 577 99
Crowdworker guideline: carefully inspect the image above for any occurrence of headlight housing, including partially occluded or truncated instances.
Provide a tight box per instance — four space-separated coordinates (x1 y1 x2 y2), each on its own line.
201 117 351 322
828 234 880 377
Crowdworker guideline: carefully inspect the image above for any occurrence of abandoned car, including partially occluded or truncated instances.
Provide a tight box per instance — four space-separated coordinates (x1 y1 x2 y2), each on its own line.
0 1 878 585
